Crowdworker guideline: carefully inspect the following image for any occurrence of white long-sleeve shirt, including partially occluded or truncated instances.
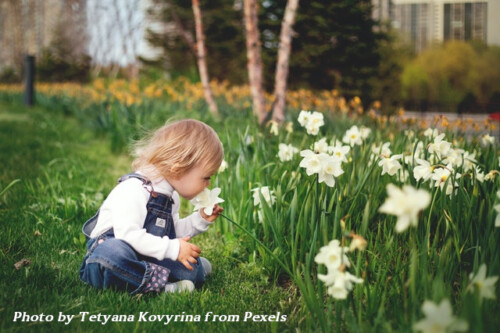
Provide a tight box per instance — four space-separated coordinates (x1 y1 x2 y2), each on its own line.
89 172 213 261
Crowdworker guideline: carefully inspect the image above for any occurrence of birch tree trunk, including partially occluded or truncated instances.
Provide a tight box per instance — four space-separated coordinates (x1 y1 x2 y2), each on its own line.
244 0 267 125
192 0 219 117
272 0 299 123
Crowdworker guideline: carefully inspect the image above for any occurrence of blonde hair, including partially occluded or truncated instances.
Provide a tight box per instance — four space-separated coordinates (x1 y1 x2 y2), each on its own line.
132 119 224 180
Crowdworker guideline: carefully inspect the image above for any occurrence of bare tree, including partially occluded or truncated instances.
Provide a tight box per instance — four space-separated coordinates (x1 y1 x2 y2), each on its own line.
271 0 299 123
244 0 267 125
192 0 219 117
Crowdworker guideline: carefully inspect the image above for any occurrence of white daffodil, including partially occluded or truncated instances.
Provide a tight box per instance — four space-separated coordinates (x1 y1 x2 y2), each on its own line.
413 158 433 182
299 150 322 175
298 110 311 127
278 143 299 162
314 239 350 271
428 133 452 158
342 125 363 146
372 142 392 158
413 299 468 333
397 169 410 183
306 112 324 135
328 140 350 163
245 135 254 146
423 128 439 138
191 187 224 216
360 126 371 139
285 121 294 133
251 186 276 207
463 151 477 172
378 154 403 176
314 138 330 154
317 153 344 187
404 129 415 139
324 270 364 300
379 184 431 233
298 110 324 135
218 160 228 172
268 120 279 136
474 166 485 183
467 264 499 300
443 148 464 167
431 166 452 188
480 134 495 147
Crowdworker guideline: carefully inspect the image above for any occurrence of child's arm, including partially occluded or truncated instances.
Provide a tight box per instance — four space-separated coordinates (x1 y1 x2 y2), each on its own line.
106 179 181 261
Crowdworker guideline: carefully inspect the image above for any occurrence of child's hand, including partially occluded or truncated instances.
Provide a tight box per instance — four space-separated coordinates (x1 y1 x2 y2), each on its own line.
177 237 201 271
200 204 224 222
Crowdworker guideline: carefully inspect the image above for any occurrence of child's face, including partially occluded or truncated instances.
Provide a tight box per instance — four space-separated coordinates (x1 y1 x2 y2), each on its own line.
169 165 213 200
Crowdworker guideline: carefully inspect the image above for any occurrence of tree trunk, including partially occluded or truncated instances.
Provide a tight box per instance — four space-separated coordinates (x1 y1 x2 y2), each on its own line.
167 0 196 56
272 0 299 123
192 0 219 117
244 0 267 125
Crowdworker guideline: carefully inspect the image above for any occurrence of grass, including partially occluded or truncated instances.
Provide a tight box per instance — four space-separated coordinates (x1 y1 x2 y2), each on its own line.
0 101 299 332
1 82 499 332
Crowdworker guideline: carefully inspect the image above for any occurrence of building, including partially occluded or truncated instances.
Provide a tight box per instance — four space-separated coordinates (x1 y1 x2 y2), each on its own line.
374 0 500 53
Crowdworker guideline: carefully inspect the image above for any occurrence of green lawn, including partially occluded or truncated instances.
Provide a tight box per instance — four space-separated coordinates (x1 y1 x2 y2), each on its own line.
0 101 298 332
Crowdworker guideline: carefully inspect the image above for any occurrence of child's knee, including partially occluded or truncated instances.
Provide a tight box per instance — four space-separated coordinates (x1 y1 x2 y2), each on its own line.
90 238 138 263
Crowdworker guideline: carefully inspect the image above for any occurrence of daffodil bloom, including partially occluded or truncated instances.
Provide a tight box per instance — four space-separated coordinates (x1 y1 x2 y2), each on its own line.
191 187 224 216
443 148 464 167
378 154 403 176
251 186 276 206
268 120 279 136
379 184 431 233
371 142 391 158
462 151 477 171
428 133 452 158
298 110 324 135
299 150 322 175
413 299 468 333
328 142 350 163
413 158 433 182
423 128 439 138
360 126 371 139
480 134 495 147
278 143 299 162
342 125 363 146
313 138 330 154
300 150 344 187
467 264 499 300
317 154 344 187
314 239 350 271
218 160 228 172
298 110 311 127
474 166 485 183
431 166 452 187
322 270 364 300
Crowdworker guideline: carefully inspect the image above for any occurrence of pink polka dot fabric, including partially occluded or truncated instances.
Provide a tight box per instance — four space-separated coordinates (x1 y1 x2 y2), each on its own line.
143 263 170 293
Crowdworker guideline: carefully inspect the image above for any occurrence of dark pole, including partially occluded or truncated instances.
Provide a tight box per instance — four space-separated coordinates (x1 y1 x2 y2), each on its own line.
24 54 35 106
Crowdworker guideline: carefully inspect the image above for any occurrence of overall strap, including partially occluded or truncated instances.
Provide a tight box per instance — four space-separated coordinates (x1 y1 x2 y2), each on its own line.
118 172 159 198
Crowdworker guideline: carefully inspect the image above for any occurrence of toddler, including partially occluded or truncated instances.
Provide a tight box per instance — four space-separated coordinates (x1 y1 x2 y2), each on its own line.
79 119 224 294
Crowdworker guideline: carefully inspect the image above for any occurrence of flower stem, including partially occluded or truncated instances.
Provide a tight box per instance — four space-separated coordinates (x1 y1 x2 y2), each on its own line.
220 213 293 277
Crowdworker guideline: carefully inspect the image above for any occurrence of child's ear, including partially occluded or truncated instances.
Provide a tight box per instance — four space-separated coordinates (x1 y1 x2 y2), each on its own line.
170 163 183 179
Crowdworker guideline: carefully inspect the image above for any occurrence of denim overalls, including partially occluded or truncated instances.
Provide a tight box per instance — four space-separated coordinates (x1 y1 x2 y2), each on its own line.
79 173 205 294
